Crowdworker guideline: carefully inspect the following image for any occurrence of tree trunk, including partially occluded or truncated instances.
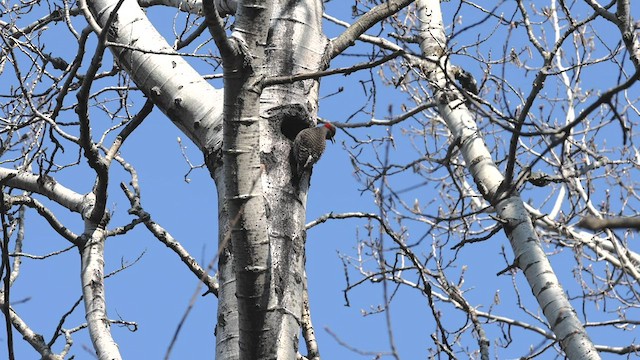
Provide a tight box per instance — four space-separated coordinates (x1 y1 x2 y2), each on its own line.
80 224 122 360
213 1 326 358
219 0 273 354
416 1 600 359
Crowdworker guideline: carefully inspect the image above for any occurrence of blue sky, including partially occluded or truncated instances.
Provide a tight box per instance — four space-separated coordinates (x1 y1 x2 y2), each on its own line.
1 1 640 359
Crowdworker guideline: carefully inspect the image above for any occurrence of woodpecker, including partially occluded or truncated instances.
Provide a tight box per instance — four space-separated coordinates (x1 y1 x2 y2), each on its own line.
291 122 336 188
451 66 479 105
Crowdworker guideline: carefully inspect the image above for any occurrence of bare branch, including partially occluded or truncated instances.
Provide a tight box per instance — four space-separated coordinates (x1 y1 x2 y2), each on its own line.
0 168 88 214
577 216 640 231
120 182 219 296
326 0 415 60
264 51 403 87
301 271 320 360
0 292 63 360
5 195 80 244
202 0 235 60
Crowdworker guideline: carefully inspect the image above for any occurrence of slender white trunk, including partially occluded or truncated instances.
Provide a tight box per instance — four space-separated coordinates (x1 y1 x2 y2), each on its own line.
416 1 601 359
80 224 122 360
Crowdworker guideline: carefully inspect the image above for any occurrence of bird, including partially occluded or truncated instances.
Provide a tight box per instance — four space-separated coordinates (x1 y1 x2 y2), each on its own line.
451 66 479 106
291 122 336 189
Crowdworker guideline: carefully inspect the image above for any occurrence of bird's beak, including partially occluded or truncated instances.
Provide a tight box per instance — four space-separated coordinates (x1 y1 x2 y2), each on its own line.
331 137 336 143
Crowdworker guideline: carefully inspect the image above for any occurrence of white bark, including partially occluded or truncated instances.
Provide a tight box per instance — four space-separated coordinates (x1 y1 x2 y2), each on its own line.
80 225 122 360
0 168 88 215
217 1 272 358
259 2 326 359
86 0 223 154
416 1 601 359
208 0 327 358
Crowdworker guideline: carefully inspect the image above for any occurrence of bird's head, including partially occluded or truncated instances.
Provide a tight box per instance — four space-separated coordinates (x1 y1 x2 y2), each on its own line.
324 122 336 143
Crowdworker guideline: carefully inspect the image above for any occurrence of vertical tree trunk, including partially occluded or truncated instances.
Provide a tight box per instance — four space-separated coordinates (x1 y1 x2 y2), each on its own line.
80 224 122 360
209 169 239 359
256 1 327 358
220 1 273 358
215 1 327 358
